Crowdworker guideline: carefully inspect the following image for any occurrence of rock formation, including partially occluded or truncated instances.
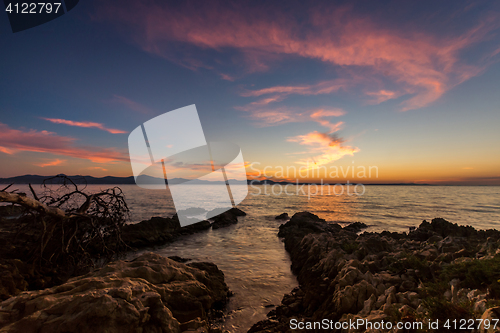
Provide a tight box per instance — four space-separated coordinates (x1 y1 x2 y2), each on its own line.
0 253 230 333
250 212 500 332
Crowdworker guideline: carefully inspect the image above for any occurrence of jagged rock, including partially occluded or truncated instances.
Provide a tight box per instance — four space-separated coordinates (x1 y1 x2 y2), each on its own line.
249 212 500 333
121 208 243 248
210 207 246 229
275 213 289 220
0 253 229 333
211 211 238 229
228 207 246 216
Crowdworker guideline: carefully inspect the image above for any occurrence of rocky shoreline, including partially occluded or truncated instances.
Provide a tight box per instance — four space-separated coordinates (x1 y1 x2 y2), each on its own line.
250 212 500 333
0 207 247 333
0 253 230 333
4 207 500 332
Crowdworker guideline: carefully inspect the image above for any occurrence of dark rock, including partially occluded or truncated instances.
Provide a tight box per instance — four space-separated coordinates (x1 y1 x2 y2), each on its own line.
121 208 243 247
275 213 289 220
228 207 247 216
121 216 180 247
211 211 238 229
344 221 368 233
418 217 477 238
179 220 211 234
168 256 191 263
210 207 246 229
206 207 246 218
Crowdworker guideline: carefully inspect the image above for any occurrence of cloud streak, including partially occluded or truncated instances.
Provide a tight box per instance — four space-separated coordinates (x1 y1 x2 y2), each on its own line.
0 123 128 163
109 95 154 114
35 159 66 167
42 118 127 134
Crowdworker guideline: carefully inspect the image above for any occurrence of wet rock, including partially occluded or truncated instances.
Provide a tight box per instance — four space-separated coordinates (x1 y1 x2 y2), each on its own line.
0 253 229 333
343 222 368 233
275 213 289 220
228 207 247 216
211 211 238 229
122 208 246 248
121 216 181 248
210 207 246 230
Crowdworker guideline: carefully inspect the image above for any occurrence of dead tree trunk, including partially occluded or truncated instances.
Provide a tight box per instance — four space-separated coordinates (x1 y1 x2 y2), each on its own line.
0 175 130 282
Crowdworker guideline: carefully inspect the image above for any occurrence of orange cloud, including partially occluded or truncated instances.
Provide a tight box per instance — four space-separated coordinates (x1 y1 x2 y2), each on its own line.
88 166 108 171
288 131 359 168
96 2 499 111
35 159 65 167
42 118 127 134
0 146 15 154
0 123 128 163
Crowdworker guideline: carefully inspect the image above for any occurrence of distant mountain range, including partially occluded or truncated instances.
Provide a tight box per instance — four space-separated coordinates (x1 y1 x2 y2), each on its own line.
0 174 428 186
0 174 246 185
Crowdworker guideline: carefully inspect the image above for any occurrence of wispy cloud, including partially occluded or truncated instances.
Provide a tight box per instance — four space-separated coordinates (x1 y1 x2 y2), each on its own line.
365 90 401 104
109 95 154 114
96 2 499 111
0 146 15 154
0 123 128 163
35 159 66 167
238 105 346 129
88 166 108 171
41 117 127 134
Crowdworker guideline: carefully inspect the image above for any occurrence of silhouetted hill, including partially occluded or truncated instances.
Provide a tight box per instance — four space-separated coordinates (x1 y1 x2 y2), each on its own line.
0 174 248 185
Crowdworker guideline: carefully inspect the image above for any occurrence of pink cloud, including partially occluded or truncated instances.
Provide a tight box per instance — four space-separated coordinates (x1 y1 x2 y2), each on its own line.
109 95 154 114
35 159 66 167
219 73 235 81
240 105 346 132
365 90 401 104
240 78 353 98
0 123 128 163
0 146 15 154
42 118 127 134
96 2 499 111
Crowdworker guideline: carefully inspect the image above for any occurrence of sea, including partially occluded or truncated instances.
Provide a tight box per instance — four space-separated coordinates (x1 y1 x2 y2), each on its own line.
7 184 500 332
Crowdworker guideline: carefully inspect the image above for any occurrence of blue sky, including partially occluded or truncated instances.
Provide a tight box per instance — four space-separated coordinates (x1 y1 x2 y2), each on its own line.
1 0 499 184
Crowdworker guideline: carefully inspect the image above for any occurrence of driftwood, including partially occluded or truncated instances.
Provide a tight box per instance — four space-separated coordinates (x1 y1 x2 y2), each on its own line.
0 175 130 281
0 191 66 218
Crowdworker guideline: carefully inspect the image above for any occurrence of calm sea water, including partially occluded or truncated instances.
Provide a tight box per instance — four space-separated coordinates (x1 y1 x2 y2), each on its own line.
8 184 500 332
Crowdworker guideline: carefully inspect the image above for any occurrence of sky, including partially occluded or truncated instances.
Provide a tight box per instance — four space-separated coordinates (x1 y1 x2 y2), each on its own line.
0 0 499 185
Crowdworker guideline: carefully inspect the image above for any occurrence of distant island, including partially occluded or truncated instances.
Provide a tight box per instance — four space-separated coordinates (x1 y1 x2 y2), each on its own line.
0 174 429 186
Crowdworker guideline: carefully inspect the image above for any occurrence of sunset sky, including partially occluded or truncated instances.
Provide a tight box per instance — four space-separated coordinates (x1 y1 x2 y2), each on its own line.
1 0 499 184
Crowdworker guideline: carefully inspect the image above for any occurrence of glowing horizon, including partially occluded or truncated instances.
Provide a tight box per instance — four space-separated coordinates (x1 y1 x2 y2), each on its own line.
1 1 499 185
